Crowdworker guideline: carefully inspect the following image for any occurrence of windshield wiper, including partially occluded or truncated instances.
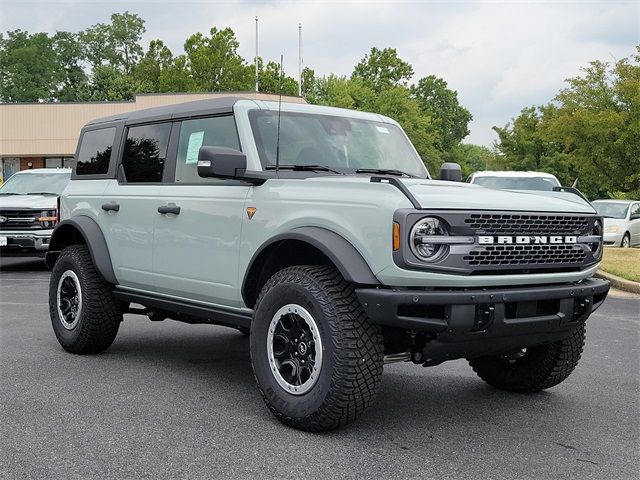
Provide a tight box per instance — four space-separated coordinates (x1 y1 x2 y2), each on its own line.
26 192 58 196
0 192 22 195
355 168 415 178
266 164 343 174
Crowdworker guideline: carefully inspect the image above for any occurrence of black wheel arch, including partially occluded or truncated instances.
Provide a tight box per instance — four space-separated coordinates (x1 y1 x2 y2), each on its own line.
45 216 117 285
242 226 380 309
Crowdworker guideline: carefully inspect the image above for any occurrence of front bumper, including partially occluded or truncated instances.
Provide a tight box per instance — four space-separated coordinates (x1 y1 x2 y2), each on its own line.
0 229 53 256
356 277 610 360
603 232 623 246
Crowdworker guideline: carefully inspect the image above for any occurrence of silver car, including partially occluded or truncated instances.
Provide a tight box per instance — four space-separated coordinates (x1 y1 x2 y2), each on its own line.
592 199 640 247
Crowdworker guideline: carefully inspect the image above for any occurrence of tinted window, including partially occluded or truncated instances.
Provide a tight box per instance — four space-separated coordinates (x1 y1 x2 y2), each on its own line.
175 116 240 183
122 124 171 183
76 128 115 175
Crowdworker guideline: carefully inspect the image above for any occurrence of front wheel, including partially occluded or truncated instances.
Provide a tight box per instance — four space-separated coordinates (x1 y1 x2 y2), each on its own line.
250 266 384 432
468 324 585 393
49 245 122 354
621 233 631 248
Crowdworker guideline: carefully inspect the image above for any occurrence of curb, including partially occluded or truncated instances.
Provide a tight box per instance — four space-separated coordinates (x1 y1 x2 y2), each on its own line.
595 270 640 294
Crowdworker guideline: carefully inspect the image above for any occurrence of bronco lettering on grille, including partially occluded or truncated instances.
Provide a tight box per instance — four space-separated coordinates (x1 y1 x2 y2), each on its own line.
477 235 578 245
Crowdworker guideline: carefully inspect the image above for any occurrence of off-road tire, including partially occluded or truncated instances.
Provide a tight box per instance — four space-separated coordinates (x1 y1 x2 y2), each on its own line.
250 265 384 432
621 232 631 248
49 245 122 354
468 324 586 393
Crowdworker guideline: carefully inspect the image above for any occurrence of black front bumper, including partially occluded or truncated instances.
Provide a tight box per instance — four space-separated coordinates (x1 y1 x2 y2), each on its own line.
356 278 610 360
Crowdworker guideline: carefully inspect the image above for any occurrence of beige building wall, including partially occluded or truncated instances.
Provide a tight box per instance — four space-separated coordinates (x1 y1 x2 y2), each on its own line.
0 92 305 158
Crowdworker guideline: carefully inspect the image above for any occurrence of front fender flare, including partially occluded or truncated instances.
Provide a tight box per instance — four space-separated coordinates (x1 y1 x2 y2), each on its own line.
46 216 117 285
242 226 380 300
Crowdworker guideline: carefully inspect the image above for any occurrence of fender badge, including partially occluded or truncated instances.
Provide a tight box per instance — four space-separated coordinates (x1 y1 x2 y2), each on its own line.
246 207 257 220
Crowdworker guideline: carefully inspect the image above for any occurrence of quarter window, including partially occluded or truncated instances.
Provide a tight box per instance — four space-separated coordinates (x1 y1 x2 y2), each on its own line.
76 128 116 175
175 116 240 183
122 123 172 183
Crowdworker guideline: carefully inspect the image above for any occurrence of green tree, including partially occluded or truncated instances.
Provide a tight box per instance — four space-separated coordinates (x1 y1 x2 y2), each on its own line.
183 27 252 91
256 58 298 95
351 47 413 92
85 65 136 101
52 31 88 101
81 12 145 73
444 144 496 179
133 39 174 92
0 30 65 101
412 75 472 151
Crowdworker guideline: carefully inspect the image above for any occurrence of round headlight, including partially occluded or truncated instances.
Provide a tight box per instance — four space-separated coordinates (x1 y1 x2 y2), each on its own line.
410 217 448 261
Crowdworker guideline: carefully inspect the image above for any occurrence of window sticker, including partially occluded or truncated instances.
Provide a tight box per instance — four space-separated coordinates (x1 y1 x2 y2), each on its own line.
185 131 205 164
376 126 390 134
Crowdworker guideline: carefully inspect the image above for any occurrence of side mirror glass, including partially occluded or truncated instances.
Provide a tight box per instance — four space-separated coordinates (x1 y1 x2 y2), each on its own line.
440 162 462 182
197 146 247 179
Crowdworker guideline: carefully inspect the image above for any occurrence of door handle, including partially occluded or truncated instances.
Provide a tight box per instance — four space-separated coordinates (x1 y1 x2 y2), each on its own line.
157 204 181 215
101 202 120 212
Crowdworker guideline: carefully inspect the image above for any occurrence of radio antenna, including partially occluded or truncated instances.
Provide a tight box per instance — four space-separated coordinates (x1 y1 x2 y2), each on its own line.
275 54 284 174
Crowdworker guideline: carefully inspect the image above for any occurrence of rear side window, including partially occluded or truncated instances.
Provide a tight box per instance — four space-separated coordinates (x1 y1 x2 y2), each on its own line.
175 116 240 183
122 123 172 183
76 128 116 175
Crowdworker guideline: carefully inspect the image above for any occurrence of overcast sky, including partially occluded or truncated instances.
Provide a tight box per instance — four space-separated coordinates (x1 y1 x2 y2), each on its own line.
1 0 638 146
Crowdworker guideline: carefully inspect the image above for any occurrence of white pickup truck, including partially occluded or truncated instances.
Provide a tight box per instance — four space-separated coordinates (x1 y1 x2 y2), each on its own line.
0 168 71 256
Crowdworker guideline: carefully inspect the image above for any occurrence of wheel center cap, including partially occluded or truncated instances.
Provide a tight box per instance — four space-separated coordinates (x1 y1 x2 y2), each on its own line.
298 342 308 355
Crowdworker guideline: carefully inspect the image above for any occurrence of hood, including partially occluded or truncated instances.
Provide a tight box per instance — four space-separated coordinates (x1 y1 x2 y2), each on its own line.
401 179 596 213
0 195 58 210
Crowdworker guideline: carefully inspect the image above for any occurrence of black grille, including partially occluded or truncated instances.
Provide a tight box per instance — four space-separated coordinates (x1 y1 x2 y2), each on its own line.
464 213 589 235
0 209 40 230
463 244 587 267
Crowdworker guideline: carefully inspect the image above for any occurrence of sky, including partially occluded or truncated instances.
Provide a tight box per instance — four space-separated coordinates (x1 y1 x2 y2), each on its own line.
1 0 638 146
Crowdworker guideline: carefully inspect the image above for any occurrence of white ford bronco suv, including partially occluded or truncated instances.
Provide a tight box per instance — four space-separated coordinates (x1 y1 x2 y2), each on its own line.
46 97 610 431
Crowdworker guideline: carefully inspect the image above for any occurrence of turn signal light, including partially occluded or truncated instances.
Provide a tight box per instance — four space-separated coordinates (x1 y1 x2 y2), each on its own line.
393 222 400 251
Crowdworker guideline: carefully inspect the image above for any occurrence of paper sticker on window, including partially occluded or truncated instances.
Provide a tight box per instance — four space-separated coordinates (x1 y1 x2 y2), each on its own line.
376 126 390 134
185 131 205 164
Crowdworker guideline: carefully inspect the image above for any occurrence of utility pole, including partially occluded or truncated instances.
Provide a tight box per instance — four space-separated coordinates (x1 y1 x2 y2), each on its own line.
255 16 259 92
298 23 302 97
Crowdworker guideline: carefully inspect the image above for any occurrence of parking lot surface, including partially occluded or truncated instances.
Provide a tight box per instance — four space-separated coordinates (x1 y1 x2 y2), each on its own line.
1 257 638 479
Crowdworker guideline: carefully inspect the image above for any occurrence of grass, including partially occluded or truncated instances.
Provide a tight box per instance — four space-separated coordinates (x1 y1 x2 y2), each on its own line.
600 248 640 282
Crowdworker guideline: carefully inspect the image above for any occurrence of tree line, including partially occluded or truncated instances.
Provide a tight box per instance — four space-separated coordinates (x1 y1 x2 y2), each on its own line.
0 12 637 198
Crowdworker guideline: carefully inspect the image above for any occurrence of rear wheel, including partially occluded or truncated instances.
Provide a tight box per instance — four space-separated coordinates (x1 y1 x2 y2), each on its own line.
468 324 585 393
49 245 122 354
250 265 384 432
621 233 630 248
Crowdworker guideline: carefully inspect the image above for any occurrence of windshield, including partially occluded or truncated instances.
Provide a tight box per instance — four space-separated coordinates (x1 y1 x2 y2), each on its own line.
0 172 70 195
471 175 560 191
248 110 428 178
593 202 629 219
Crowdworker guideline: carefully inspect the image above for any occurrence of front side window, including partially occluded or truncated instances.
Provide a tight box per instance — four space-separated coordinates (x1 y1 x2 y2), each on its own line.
175 116 240 183
248 110 427 178
122 123 171 183
76 128 116 175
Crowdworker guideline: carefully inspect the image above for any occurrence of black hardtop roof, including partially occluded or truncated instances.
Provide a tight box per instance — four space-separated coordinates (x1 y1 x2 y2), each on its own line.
85 95 254 127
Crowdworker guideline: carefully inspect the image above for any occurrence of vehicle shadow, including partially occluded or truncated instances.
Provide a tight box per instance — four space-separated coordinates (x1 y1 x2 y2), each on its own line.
98 322 574 435
0 256 48 272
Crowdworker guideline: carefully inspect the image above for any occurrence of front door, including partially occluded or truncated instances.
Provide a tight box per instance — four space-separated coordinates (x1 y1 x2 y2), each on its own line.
152 115 250 307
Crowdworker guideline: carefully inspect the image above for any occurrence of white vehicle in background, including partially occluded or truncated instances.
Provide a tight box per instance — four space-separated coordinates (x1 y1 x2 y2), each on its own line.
592 200 640 248
468 171 561 191
0 168 71 256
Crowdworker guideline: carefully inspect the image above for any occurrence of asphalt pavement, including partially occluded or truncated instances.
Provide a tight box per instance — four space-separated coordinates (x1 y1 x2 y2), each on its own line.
1 257 638 479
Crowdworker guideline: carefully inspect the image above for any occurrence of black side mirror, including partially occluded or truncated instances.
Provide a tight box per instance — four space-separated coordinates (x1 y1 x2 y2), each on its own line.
198 146 247 179
440 162 462 182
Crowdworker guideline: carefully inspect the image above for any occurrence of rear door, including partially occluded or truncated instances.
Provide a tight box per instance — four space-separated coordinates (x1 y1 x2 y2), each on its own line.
152 115 250 307
101 122 172 290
